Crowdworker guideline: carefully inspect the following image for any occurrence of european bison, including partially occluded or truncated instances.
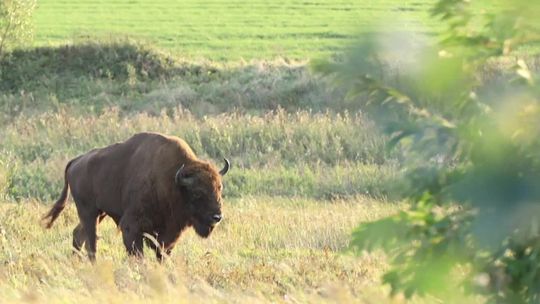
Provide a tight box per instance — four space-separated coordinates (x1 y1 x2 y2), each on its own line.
43 132 229 261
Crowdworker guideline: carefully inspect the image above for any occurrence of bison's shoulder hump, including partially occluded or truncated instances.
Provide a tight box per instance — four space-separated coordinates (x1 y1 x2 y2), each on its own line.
128 132 197 159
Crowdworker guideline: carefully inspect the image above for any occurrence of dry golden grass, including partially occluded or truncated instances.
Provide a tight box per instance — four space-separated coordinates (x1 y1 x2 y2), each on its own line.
0 195 403 303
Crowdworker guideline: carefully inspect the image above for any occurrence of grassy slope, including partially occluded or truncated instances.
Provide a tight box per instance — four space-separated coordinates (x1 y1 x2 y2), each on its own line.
0 42 410 302
0 48 412 302
33 0 438 60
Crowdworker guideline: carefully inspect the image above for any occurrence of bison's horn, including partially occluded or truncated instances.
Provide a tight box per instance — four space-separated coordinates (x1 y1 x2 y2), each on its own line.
219 158 230 176
175 164 185 185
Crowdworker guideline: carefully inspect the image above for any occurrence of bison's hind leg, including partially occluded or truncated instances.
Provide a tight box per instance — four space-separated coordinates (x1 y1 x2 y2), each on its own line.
74 209 103 262
72 223 86 253
72 213 107 256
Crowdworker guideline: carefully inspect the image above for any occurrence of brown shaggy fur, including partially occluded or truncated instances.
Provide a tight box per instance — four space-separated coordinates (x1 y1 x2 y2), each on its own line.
42 132 229 261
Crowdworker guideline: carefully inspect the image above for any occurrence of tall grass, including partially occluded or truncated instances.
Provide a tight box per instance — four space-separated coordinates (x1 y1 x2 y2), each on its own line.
0 108 400 202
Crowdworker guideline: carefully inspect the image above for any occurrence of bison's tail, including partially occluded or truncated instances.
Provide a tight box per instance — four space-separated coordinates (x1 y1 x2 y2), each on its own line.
42 159 75 229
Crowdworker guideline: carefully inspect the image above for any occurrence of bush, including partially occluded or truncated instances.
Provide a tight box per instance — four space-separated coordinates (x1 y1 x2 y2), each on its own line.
0 40 175 92
317 0 540 302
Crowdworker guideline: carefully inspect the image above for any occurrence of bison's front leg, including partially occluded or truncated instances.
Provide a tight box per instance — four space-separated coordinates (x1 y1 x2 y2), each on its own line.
144 236 174 262
120 219 144 257
144 237 166 262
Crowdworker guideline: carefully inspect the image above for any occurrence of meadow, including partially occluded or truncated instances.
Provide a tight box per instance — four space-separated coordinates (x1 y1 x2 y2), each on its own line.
0 0 508 303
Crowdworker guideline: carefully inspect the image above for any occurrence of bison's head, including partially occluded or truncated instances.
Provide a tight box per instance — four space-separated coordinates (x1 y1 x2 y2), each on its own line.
175 158 230 238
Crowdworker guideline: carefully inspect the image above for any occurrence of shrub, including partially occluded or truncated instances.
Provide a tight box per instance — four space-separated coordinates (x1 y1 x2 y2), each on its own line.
0 40 175 92
317 0 540 302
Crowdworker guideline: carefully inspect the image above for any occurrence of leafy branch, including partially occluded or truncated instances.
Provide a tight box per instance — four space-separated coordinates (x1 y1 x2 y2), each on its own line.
316 0 540 301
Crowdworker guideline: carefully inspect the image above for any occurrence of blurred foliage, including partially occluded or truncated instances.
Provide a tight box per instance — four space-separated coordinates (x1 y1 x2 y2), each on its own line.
0 0 35 59
315 0 540 302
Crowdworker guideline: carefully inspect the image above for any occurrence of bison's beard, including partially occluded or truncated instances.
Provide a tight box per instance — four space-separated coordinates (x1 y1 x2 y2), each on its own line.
192 218 215 238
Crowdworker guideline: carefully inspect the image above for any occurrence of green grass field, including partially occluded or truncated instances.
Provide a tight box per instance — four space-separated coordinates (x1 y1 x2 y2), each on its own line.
33 0 440 60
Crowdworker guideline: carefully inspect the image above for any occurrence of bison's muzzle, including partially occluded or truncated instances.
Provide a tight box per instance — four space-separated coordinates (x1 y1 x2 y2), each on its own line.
192 212 223 238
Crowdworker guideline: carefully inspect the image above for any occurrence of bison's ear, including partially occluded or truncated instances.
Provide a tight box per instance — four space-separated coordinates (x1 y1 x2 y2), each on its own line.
175 165 195 187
